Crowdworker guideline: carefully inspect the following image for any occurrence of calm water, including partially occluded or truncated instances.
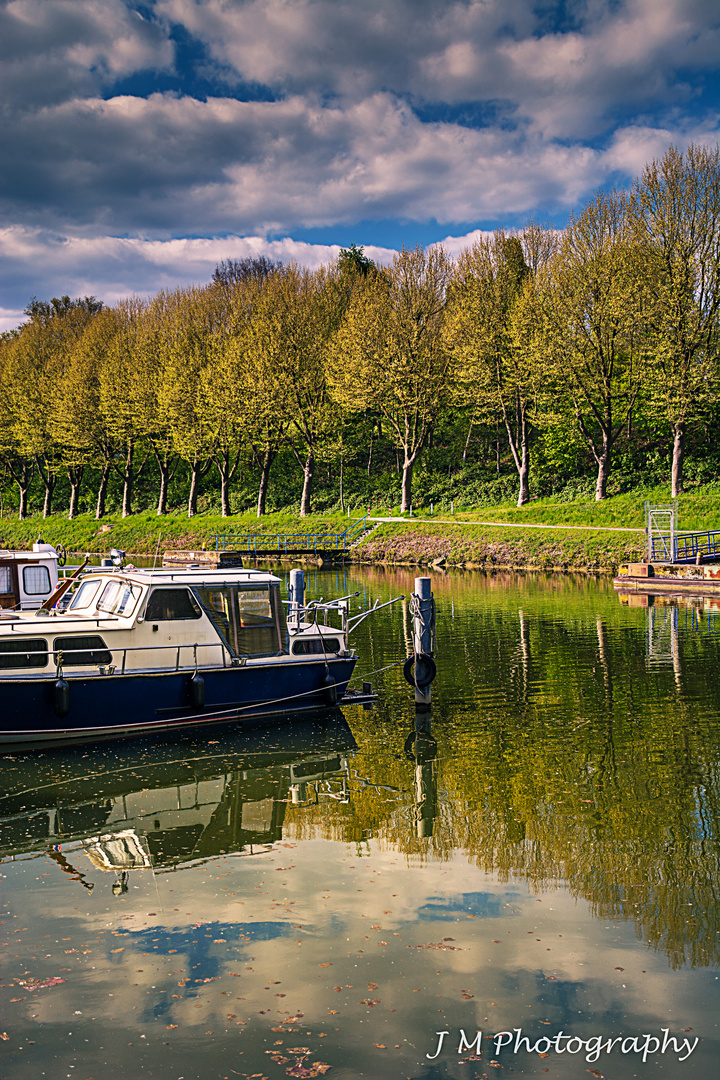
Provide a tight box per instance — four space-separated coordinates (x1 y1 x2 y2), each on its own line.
1 568 718 1079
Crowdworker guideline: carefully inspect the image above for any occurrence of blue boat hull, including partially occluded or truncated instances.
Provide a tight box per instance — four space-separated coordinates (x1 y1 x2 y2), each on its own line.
0 655 357 750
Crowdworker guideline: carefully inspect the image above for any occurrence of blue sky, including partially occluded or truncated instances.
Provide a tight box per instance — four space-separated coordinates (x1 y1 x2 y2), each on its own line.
1 0 718 330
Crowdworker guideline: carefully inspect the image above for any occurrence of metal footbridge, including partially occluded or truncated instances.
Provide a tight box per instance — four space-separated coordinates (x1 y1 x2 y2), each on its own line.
646 501 720 563
210 516 371 558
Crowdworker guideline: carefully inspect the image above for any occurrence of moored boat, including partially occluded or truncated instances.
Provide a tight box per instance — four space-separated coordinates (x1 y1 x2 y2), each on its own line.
0 538 66 610
0 556 384 751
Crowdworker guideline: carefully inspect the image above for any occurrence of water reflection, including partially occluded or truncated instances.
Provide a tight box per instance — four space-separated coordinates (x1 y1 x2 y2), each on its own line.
0 713 356 877
1 571 718 1080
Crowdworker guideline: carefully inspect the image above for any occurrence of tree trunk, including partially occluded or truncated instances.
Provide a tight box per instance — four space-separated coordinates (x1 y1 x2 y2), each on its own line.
36 458 57 518
401 455 414 512
671 421 685 498
213 447 239 518
256 448 274 517
95 462 111 519
496 425 501 475
517 446 530 507
595 440 611 501
154 447 177 517
220 471 231 517
188 462 200 518
300 451 314 517
502 393 532 507
18 483 29 520
42 476 56 518
67 465 84 519
121 442 134 518
462 421 473 465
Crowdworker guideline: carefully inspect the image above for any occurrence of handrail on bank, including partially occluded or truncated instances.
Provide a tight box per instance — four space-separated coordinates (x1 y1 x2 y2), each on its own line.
650 528 720 564
210 516 369 555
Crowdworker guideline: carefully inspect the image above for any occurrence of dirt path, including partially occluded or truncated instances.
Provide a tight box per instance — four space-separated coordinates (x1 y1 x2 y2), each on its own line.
369 516 644 533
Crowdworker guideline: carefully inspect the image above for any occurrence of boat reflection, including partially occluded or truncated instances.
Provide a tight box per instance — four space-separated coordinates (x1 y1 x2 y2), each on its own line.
0 711 356 883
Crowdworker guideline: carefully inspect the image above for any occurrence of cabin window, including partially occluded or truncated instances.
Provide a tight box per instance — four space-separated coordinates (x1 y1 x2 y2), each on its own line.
22 564 51 596
0 637 48 669
0 566 12 594
291 637 342 655
97 580 142 615
145 588 202 622
54 635 112 666
194 584 286 657
68 580 102 610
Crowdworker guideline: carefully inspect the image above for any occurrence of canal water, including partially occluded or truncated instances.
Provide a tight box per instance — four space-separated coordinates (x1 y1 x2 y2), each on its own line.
1 568 718 1079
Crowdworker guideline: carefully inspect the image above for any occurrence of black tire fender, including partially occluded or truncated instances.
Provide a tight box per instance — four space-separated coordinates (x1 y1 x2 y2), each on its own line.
403 652 436 688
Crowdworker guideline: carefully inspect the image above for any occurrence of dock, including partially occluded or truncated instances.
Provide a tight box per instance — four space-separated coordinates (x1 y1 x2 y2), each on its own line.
615 561 720 596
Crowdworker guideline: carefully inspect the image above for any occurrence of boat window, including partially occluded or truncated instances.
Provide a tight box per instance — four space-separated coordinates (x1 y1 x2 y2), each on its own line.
22 564 51 596
68 580 102 610
54 635 112 666
0 566 12 594
145 588 202 621
0 637 48 669
113 582 139 615
195 584 286 657
291 637 342 655
97 580 123 612
96 580 142 615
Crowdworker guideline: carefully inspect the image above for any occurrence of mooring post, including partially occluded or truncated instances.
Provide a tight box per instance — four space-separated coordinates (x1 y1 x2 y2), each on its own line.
288 568 305 626
412 576 434 709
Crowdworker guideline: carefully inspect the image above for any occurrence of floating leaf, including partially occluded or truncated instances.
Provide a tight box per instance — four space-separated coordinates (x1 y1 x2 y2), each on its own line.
17 977 66 989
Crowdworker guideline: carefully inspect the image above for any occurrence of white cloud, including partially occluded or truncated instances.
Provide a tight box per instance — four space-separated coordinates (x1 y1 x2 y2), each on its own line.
0 0 173 108
1 0 717 313
156 0 719 138
8 90 701 240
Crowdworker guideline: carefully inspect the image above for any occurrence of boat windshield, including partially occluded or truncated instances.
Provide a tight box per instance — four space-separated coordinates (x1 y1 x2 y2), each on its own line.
68 579 102 611
96 580 141 616
194 584 286 657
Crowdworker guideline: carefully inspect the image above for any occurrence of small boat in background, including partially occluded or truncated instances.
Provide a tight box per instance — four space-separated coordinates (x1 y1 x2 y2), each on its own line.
0 538 66 611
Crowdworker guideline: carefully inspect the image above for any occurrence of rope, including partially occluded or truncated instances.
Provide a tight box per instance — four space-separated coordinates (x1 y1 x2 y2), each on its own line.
348 657 406 682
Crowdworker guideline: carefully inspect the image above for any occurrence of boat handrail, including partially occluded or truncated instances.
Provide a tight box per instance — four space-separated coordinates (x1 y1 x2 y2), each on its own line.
0 633 356 675
0 639 235 674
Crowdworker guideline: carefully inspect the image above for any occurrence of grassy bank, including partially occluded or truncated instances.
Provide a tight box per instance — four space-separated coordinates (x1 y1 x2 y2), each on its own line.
356 521 643 570
2 483 718 570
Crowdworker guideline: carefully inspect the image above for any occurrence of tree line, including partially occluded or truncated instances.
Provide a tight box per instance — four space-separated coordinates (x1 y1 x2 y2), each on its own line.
1 144 718 521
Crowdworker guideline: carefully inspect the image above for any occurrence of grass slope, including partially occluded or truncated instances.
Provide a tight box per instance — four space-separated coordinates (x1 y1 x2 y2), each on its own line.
1 483 717 570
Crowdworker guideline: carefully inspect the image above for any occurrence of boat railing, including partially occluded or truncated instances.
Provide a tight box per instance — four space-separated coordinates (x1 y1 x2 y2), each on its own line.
2 640 238 675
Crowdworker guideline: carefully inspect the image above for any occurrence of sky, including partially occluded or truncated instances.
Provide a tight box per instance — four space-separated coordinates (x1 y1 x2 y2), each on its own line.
1 0 719 331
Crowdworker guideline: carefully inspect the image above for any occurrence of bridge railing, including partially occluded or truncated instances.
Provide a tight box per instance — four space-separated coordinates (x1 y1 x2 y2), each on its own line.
649 529 720 563
210 516 369 555
672 530 720 564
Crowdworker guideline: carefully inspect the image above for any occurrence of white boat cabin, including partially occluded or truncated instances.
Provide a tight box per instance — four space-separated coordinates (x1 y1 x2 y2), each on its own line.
0 542 61 611
0 565 350 677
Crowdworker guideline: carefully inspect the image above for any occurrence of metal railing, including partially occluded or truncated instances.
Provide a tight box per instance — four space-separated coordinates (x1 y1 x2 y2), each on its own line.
0 640 234 675
211 516 369 555
669 530 720 564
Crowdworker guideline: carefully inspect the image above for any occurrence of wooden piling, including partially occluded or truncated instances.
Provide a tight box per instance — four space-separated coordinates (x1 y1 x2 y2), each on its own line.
412 576 434 710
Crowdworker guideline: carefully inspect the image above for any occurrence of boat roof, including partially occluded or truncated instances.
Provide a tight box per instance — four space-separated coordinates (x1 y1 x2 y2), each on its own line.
0 550 58 562
79 565 282 586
